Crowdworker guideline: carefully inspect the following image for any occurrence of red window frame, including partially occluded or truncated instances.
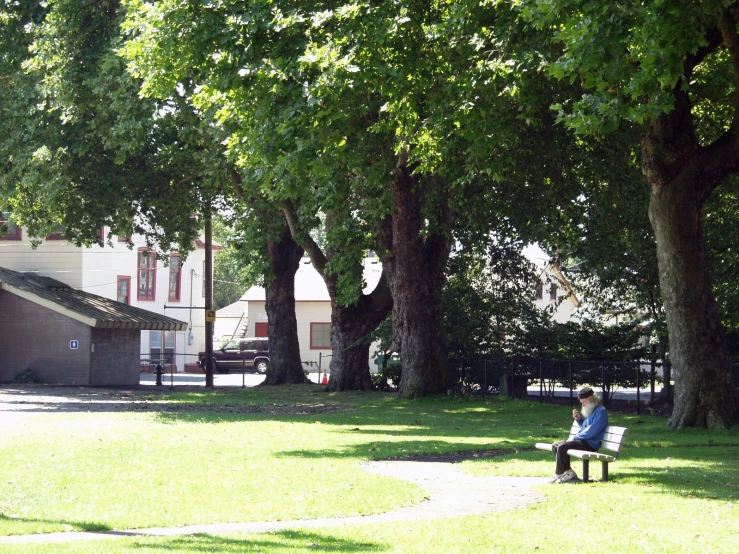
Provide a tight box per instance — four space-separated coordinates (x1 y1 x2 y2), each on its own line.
45 226 65 240
99 227 106 244
0 214 21 240
168 253 182 302
310 322 332 350
118 235 131 243
137 248 157 301
117 276 131 305
254 322 269 338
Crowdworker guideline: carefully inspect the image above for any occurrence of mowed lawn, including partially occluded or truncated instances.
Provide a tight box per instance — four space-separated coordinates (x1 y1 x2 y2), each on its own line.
1 385 738 553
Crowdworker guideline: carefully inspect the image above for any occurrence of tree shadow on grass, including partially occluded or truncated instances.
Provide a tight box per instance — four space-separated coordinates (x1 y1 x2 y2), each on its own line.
0 513 110 533
130 529 385 553
275 439 527 461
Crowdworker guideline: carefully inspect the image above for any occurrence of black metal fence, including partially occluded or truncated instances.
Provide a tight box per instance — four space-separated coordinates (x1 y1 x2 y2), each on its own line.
450 356 672 414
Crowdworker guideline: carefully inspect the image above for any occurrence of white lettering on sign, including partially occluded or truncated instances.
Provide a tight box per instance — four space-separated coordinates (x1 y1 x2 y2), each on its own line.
70 340 79 350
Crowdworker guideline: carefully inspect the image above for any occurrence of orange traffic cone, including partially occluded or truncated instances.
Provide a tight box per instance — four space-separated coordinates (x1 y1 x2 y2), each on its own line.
321 372 328 385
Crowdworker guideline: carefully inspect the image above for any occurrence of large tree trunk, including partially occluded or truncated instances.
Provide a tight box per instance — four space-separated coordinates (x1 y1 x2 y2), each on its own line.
648 173 738 428
380 159 453 398
643 82 739 428
326 274 393 391
261 227 308 385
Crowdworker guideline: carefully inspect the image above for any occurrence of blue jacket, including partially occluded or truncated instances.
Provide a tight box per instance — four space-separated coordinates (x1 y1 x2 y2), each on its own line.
574 404 608 449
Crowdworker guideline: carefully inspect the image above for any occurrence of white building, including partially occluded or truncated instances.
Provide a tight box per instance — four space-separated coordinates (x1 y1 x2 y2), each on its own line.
240 256 383 370
0 214 216 372
523 244 580 322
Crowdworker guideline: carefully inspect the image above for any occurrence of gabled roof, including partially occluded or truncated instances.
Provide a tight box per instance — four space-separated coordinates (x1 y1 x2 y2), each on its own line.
0 267 187 330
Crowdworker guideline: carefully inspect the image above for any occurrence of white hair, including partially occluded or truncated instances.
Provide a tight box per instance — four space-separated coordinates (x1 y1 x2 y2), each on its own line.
581 393 602 418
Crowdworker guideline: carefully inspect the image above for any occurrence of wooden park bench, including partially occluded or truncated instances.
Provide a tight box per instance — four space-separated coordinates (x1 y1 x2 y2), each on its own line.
535 422 629 482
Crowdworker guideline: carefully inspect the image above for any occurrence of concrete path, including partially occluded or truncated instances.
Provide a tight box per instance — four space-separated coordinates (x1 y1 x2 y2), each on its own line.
0 460 548 545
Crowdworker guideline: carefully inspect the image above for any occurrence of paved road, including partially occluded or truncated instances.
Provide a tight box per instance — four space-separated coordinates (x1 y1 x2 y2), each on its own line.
140 371 326 387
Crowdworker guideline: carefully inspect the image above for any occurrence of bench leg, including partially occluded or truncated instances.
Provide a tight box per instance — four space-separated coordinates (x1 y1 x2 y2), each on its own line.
582 459 589 482
602 461 609 481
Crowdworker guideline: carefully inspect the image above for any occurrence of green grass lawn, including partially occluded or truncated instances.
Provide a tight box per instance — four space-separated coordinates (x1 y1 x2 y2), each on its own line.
1 385 738 553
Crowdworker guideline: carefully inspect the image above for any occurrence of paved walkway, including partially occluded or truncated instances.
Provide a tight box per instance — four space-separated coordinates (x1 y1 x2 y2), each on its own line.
0 460 548 545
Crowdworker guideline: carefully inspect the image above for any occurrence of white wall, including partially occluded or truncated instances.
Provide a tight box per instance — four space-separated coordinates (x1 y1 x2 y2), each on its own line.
0 229 209 371
0 235 84 287
246 299 381 371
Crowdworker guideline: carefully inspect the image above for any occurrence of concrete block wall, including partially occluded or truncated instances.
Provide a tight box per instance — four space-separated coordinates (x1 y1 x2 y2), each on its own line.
0 290 91 384
90 328 141 386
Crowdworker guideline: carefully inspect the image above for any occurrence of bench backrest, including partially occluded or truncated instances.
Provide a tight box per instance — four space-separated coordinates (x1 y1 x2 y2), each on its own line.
567 422 629 458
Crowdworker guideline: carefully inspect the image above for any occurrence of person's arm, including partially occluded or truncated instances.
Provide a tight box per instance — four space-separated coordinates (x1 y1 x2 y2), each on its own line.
572 408 583 426
574 407 608 442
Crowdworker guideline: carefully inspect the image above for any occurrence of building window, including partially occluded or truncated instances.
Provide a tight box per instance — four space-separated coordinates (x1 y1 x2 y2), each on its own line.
117 276 131 305
254 322 269 338
150 330 175 365
118 235 131 243
99 227 106 244
137 249 156 301
549 283 558 302
46 225 66 240
535 282 543 300
168 254 182 302
310 322 331 349
0 212 21 240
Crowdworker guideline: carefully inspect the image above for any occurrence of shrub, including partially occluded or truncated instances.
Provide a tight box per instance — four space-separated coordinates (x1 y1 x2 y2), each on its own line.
13 368 43 384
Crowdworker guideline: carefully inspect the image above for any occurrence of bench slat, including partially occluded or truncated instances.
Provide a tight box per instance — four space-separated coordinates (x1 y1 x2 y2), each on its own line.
568 449 616 462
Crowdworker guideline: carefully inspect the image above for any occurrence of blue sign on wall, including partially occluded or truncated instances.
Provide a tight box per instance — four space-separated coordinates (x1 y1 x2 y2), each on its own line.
70 340 79 350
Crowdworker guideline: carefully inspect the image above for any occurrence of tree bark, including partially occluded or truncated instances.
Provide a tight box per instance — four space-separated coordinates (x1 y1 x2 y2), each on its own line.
326 273 393 391
379 158 453 398
648 170 738 428
643 78 739 428
283 204 393 391
260 226 309 385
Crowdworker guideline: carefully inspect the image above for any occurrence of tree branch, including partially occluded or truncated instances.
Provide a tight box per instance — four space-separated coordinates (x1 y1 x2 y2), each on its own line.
684 26 723 77
282 199 328 276
229 168 244 199
719 10 739 132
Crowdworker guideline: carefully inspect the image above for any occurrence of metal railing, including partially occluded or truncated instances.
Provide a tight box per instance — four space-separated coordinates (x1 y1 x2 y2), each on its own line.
450 356 671 415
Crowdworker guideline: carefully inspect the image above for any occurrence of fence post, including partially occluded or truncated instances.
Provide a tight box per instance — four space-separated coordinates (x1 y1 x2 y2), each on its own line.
636 362 641 415
601 362 606 406
539 359 543 404
484 358 487 397
569 361 573 408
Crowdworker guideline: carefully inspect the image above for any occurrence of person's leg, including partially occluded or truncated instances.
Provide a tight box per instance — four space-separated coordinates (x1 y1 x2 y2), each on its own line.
554 440 595 475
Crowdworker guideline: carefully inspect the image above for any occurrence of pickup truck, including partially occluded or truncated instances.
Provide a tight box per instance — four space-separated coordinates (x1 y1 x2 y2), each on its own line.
198 338 270 374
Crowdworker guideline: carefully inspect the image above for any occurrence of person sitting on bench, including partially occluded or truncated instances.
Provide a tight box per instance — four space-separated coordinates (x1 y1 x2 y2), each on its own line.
550 386 608 484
